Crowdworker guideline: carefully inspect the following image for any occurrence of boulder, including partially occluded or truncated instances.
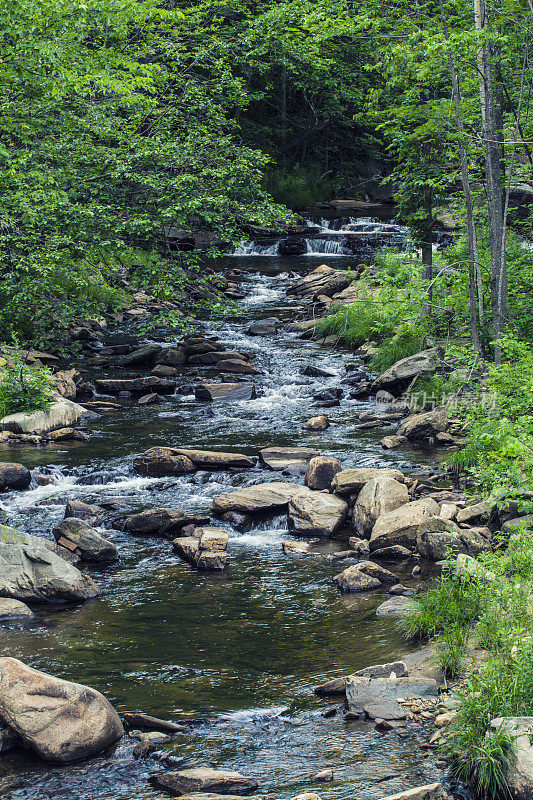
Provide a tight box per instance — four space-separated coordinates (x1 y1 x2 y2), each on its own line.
372 348 442 392
397 409 449 443
195 382 256 402
133 447 196 477
212 482 309 515
172 448 254 470
416 517 491 561
0 529 99 603
246 319 278 336
155 347 187 367
217 359 261 375
1 398 89 435
52 518 118 563
356 560 400 584
173 537 227 571
332 468 405 497
154 768 258 796
195 526 229 551
0 657 123 763
64 500 103 526
95 377 176 394
489 717 533 800
287 491 348 536
305 457 342 490
259 446 319 472
381 435 407 449
378 785 447 800
371 545 413 559
0 462 31 491
125 509 208 538
287 265 352 299
45 427 89 442
333 566 382 593
376 596 417 616
116 344 161 367
304 416 329 431
456 500 490 524
0 598 34 618
369 498 440 552
352 478 409 538
52 369 78 400
456 553 495 581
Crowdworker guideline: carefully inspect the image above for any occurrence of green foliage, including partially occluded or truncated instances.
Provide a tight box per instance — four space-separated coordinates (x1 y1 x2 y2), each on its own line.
0 356 55 418
263 167 337 210
435 625 469 678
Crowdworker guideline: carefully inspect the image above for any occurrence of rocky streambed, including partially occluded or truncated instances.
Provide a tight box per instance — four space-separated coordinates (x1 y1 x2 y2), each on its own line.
0 252 475 800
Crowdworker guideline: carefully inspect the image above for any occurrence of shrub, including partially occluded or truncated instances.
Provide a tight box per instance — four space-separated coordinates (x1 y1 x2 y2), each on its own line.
0 355 55 418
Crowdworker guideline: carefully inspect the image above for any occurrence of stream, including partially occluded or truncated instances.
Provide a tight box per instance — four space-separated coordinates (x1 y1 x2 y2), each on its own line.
0 230 447 800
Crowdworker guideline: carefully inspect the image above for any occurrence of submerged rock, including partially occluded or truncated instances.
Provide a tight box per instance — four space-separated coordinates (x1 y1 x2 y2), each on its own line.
0 529 99 603
154 768 259 796
0 598 34 619
376 596 417 616
0 657 123 763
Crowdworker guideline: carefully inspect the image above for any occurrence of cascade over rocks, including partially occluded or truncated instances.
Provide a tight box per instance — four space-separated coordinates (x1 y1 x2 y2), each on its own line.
352 478 409 538
0 657 123 763
0 529 99 603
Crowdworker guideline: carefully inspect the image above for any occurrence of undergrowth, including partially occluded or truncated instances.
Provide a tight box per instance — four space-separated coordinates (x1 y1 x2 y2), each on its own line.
0 354 56 418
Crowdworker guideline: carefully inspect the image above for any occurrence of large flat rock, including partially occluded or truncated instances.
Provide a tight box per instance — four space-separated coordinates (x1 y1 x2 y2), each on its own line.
346 675 438 715
173 448 255 469
259 446 319 471
96 377 176 394
0 657 123 763
1 398 89 435
153 768 259 796
212 482 309 514
332 468 405 497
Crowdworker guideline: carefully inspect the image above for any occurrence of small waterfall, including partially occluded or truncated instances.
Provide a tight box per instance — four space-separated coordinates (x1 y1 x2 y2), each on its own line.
304 238 346 255
232 241 279 256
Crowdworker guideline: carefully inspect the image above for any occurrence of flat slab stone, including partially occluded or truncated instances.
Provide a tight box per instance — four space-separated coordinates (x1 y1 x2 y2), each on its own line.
95 377 176 394
212 482 309 514
332 468 405 496
364 700 406 720
173 449 254 469
376 597 417 616
259 447 319 471
346 676 438 713
378 784 447 800
153 768 259 796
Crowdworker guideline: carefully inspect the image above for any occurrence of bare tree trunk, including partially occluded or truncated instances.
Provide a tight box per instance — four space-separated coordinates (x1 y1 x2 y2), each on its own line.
439 0 482 354
475 0 509 361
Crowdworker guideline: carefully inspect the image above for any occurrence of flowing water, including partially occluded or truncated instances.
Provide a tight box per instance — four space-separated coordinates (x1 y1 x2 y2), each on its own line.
0 250 447 800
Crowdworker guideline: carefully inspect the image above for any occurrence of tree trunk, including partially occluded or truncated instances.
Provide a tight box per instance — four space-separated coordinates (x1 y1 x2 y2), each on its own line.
439 0 482 354
475 0 509 360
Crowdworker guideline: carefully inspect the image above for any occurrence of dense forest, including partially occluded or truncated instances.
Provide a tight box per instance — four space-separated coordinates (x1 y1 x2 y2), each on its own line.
1 2 533 799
